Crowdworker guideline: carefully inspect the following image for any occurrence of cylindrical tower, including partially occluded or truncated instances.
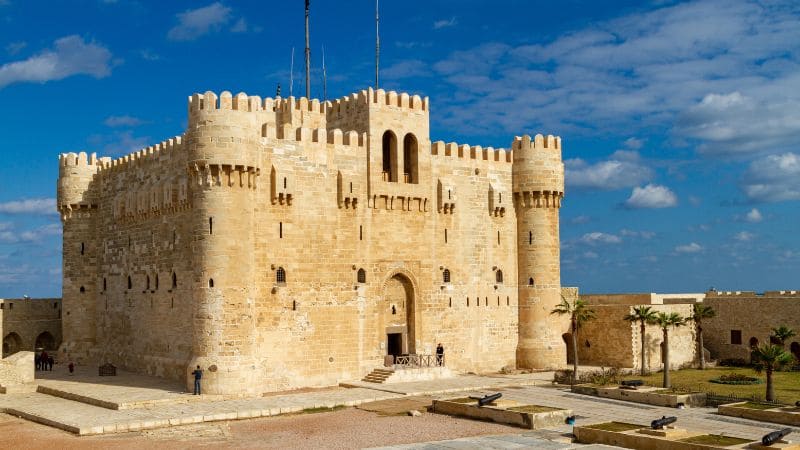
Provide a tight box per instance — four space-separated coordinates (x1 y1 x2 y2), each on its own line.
57 151 101 362
512 134 566 369
184 91 264 395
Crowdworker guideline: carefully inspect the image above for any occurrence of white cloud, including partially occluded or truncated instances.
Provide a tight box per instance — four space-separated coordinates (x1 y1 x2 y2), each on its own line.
624 137 643 150
734 231 754 242
740 153 800 202
5 41 26 56
624 184 678 209
0 223 60 244
231 17 248 33
0 198 57 215
433 17 457 29
566 150 653 190
0 35 113 89
619 229 655 239
745 208 763 223
382 60 429 80
167 2 233 41
570 215 591 224
104 115 143 127
675 242 703 254
580 232 622 245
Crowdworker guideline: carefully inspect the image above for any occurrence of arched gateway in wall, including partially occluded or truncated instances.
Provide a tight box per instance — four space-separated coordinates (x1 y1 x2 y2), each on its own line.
382 272 417 360
3 332 23 357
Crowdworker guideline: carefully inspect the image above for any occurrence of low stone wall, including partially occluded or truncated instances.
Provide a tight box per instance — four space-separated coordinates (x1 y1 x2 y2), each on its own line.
387 367 454 383
0 351 34 389
574 424 754 450
571 384 706 407
432 398 571 429
718 402 800 427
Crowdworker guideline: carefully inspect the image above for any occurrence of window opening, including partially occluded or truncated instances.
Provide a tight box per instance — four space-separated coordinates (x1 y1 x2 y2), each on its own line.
496 270 503 283
276 267 286 284
443 269 451 283
357 268 366 283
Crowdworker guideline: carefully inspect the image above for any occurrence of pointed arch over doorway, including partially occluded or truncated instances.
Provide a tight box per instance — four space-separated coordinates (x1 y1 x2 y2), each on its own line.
382 270 418 359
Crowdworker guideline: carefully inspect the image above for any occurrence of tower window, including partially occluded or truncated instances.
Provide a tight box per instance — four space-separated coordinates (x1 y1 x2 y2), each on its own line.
403 133 419 184
292 300 297 311
359 225 363 241
208 278 214 288
146 275 150 290
172 272 177 289
528 277 534 286
497 230 500 245
391 305 397 315
155 274 159 290
127 276 132 290
103 278 107 292
357 268 366 283
507 296 510 306
449 297 452 308
466 297 469 307
276 267 286 284
496 270 503 284
444 228 448 243
209 217 213 234
382 130 398 182
529 231 532 245
80 286 85 293
283 177 287 189
279 222 283 238
80 242 85 255
443 269 451 284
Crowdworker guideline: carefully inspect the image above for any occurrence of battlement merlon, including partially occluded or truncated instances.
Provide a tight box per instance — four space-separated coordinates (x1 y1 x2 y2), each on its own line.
57 151 103 214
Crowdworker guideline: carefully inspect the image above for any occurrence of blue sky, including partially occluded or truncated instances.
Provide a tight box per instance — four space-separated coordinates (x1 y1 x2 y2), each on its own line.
0 0 798 297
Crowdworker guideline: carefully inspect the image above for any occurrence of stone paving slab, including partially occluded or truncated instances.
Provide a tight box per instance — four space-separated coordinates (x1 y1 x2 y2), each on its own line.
0 387 402 435
368 432 596 449
343 372 554 396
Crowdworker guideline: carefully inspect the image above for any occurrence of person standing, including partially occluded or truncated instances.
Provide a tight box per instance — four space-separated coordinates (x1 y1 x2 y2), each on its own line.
191 365 203 395
436 343 444 366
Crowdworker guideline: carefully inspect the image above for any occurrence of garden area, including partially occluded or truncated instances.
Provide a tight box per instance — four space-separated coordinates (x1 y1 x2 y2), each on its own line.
620 367 800 404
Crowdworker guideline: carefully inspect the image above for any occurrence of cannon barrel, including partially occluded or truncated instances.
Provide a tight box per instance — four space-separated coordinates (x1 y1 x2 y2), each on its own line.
762 428 792 446
795 400 800 407
478 393 502 407
650 416 677 429
621 380 644 387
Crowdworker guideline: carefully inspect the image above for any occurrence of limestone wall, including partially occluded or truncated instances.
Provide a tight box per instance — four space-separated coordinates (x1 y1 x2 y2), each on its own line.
1 298 62 356
703 291 800 361
576 303 696 371
56 87 565 395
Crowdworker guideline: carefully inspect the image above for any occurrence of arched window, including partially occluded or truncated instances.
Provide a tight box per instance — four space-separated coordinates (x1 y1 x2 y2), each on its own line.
391 305 396 315
382 130 398 182
528 277 534 286
208 278 214 288
172 272 177 289
127 276 132 290
403 133 418 184
79 286 85 293
276 267 286 284
357 268 366 283
496 270 504 284
443 269 451 283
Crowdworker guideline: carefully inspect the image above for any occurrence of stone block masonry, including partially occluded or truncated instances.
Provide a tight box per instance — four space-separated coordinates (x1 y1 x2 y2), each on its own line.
56 86 569 395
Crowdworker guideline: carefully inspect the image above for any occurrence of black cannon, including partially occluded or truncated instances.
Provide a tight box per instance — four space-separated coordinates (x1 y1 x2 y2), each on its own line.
565 415 576 425
762 428 792 446
621 380 644 387
651 416 677 429
471 393 502 406
796 400 800 407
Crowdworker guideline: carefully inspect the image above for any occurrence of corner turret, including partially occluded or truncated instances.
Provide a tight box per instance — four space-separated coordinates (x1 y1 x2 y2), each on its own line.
57 152 100 217
512 134 566 369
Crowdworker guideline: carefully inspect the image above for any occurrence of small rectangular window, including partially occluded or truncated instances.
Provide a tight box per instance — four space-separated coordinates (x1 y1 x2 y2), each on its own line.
730 330 742 345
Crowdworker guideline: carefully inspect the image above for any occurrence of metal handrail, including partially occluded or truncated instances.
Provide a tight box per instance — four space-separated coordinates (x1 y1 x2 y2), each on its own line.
393 353 445 369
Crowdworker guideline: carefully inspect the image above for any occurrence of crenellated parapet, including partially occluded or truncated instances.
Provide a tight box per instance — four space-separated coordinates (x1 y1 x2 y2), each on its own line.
431 141 512 164
706 290 800 298
57 151 102 218
511 134 564 209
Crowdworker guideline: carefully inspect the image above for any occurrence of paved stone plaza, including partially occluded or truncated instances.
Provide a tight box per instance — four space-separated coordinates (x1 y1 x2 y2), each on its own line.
1 367 797 447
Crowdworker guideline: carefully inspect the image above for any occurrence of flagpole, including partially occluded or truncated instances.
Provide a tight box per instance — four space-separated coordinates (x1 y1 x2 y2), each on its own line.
375 0 380 89
305 0 311 98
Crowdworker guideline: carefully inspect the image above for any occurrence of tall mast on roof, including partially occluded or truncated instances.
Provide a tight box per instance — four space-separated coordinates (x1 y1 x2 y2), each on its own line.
305 0 311 98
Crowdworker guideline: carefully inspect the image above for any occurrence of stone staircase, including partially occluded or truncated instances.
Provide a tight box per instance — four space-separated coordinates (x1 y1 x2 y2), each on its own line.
361 368 395 384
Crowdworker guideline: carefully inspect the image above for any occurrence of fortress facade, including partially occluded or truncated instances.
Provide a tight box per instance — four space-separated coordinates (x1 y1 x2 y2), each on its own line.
56 87 568 395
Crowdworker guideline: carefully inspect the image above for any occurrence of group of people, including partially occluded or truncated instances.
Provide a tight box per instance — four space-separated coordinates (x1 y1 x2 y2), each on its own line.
35 350 54 371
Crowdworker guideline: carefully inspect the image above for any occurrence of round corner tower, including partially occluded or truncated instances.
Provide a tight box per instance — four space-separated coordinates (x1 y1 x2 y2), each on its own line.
184 90 265 395
57 151 101 362
512 134 566 369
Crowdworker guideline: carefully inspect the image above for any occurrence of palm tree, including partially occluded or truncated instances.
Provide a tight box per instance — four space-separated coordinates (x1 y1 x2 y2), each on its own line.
751 344 793 402
654 312 686 389
770 326 796 348
689 304 716 370
623 306 659 376
551 296 596 387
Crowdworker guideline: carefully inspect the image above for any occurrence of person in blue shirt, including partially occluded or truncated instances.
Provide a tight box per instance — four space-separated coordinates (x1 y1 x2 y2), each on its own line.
191 365 203 395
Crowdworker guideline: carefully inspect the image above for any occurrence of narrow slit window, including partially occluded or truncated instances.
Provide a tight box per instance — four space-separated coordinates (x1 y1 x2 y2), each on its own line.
292 300 297 311
155 274 159 290
209 217 213 234
529 231 532 245
279 222 283 238
172 272 177 289
80 242 85 255
449 297 452 308
359 225 363 241
146 275 150 290
208 278 214 288
283 177 287 189
507 296 509 306
497 230 500 245
444 228 448 243
496 270 503 284
467 297 469 307
103 277 107 291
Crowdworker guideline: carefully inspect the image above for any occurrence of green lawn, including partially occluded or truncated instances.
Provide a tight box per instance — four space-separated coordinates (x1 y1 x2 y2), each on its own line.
620 367 800 404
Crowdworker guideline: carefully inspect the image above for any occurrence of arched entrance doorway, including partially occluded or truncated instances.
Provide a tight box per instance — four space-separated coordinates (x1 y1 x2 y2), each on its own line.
562 333 574 364
3 332 23 357
35 331 57 351
790 342 800 362
383 273 416 360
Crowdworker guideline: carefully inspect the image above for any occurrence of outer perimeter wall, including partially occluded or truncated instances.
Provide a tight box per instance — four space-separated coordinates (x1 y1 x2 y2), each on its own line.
58 88 566 394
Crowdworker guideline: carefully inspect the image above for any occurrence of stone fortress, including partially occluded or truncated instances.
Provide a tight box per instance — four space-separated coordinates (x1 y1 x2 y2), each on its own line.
56 86 571 396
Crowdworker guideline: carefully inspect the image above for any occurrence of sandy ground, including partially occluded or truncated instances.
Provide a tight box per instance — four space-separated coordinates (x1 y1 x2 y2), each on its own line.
0 405 523 449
